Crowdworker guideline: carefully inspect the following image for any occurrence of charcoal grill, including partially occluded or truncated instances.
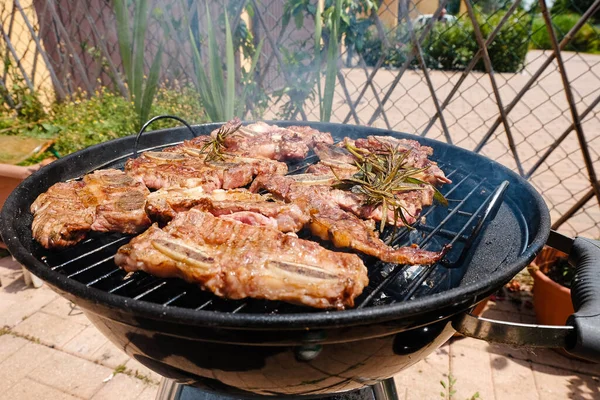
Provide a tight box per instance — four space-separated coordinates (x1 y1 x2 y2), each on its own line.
1 121 599 399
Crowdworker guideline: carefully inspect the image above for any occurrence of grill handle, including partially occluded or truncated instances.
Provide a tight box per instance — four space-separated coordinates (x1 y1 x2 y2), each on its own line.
566 236 600 362
453 233 600 363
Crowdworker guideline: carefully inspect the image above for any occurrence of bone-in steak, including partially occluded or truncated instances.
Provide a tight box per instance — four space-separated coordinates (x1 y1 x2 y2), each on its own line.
115 209 368 309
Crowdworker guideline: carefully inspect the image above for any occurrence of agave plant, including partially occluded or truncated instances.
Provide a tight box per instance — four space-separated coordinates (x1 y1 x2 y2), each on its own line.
113 0 163 130
188 5 264 122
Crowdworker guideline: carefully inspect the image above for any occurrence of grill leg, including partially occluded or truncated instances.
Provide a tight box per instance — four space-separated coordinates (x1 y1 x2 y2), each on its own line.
372 378 399 400
156 378 183 400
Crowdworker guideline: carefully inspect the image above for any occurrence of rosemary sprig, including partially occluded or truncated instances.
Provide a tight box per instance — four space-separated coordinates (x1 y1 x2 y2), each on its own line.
200 120 242 161
333 141 448 232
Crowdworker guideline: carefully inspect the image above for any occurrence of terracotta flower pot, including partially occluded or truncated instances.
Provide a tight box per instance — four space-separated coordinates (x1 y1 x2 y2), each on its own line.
0 159 53 212
528 247 574 326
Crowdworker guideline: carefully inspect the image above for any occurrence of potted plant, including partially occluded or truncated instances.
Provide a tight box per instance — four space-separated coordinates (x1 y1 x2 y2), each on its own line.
528 246 574 326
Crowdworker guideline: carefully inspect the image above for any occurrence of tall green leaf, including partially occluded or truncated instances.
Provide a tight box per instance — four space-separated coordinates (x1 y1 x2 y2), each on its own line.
131 0 150 112
189 27 219 121
113 0 132 94
140 45 163 126
314 1 323 118
206 5 226 119
238 39 264 117
224 13 235 120
321 0 342 122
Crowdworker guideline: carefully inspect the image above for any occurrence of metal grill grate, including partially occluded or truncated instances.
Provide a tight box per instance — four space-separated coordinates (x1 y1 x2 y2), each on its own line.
35 142 506 315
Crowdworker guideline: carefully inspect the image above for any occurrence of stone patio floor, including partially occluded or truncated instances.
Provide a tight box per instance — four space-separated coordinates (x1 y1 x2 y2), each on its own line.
1 254 599 400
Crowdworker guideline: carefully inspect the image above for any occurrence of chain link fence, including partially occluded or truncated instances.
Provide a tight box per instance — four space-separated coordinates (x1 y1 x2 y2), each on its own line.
1 0 599 239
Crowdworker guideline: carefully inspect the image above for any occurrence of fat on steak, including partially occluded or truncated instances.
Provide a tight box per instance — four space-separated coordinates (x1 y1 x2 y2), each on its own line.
31 169 150 249
115 209 368 309
250 174 445 265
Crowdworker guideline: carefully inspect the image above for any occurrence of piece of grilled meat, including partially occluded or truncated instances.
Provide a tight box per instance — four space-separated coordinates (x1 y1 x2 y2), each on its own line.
250 174 445 265
31 169 150 249
172 119 334 161
125 150 287 191
348 136 451 185
145 186 309 232
115 209 368 309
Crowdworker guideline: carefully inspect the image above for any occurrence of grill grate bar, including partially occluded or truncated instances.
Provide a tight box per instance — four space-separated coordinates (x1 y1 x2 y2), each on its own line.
399 265 436 302
85 268 121 286
232 303 247 313
66 255 115 278
134 281 167 300
107 276 136 293
49 236 130 271
163 291 187 306
196 300 213 310
418 178 487 248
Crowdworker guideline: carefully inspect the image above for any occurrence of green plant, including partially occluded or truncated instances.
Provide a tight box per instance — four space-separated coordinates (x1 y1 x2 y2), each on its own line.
188 5 263 121
315 0 343 122
551 0 600 23
360 9 532 73
276 0 351 121
0 60 46 123
439 374 480 400
530 14 600 53
8 84 205 165
540 255 575 288
113 0 163 130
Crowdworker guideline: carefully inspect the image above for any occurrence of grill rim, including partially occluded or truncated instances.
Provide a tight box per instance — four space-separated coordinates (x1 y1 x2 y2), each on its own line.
0 121 551 330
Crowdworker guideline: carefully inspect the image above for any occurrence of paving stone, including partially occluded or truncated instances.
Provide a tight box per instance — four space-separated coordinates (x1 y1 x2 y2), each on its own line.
0 341 56 393
27 349 113 399
91 340 131 369
0 334 28 363
394 344 450 400
0 377 79 400
450 337 496 400
0 256 24 288
136 385 160 400
12 311 86 348
125 357 163 385
41 296 91 326
0 281 58 328
490 354 539 400
532 363 600 400
91 373 147 400
63 325 109 359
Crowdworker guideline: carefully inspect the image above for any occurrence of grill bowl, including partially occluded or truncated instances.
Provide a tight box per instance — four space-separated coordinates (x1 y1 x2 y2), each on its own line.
0 122 550 397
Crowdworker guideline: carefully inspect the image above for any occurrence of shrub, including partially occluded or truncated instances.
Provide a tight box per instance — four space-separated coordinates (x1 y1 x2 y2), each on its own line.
358 10 532 73
530 14 600 53
0 84 205 165
478 10 533 73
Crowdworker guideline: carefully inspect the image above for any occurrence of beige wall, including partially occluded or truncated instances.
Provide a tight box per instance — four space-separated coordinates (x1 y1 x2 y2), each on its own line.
377 0 443 27
1 0 54 105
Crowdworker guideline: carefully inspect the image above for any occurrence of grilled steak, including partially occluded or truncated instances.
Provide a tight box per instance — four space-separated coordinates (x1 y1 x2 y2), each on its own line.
31 182 94 249
225 120 334 161
146 186 309 232
115 209 368 309
125 150 287 191
31 169 150 249
251 175 445 265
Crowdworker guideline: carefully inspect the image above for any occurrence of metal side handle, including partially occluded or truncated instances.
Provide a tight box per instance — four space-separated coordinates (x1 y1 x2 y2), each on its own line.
452 313 574 348
454 232 600 363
